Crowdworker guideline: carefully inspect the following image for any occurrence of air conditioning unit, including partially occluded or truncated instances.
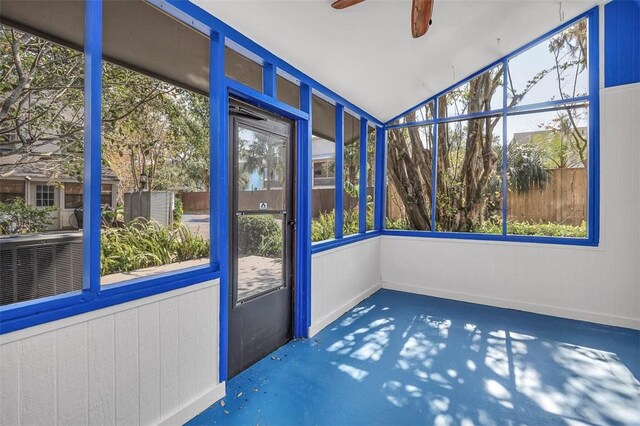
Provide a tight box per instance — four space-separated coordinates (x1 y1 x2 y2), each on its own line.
0 232 83 306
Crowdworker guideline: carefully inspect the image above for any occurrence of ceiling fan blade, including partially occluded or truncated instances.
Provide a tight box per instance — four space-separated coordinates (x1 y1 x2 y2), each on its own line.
331 0 365 10
411 0 434 38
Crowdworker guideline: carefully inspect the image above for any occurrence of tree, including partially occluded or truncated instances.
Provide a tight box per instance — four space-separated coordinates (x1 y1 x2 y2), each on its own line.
0 26 84 180
1 24 210 198
238 129 285 191
0 197 55 234
387 21 588 231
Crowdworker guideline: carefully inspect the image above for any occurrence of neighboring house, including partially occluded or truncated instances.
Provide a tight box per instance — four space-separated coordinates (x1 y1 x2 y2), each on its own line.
0 153 118 231
312 135 335 188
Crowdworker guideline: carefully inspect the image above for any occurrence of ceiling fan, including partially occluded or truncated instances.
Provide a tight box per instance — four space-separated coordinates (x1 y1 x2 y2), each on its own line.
331 0 434 39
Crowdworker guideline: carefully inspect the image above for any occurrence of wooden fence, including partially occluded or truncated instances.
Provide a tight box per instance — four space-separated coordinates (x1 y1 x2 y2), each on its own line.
183 169 586 225
181 187 373 218
386 168 587 226
507 168 586 226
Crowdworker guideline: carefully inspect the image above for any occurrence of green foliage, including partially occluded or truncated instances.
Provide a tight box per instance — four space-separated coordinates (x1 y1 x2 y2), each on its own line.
384 217 413 230
237 215 282 258
311 204 375 242
0 198 55 235
1 26 84 177
102 204 124 227
238 129 284 191
100 219 209 276
311 210 337 242
342 208 360 236
173 197 183 223
479 220 586 238
503 143 550 193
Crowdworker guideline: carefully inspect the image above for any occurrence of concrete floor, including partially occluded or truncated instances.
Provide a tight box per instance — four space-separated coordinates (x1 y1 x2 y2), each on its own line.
188 289 640 426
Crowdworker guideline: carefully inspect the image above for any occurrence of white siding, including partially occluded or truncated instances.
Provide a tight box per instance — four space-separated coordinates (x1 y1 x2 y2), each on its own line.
381 84 640 330
310 237 382 336
0 280 224 426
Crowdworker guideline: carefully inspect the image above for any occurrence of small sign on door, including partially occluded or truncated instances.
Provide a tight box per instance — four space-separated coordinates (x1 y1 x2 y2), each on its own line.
259 202 268 210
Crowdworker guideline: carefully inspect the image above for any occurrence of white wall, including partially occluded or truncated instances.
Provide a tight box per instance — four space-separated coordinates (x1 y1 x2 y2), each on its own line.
381 83 640 330
0 280 224 426
310 237 382 336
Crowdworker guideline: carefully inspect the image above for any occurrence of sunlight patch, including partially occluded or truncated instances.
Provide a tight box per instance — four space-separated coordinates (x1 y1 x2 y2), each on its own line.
338 364 369 381
429 396 450 414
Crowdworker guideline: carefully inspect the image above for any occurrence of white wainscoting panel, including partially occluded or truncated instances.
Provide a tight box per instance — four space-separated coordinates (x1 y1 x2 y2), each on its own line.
310 237 382 336
0 280 224 426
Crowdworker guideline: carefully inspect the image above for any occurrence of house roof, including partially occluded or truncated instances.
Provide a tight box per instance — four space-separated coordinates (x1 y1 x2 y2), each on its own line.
0 154 119 182
512 127 588 145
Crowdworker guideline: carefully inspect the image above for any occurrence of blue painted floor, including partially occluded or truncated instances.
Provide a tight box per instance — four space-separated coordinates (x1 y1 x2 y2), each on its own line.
188 290 640 425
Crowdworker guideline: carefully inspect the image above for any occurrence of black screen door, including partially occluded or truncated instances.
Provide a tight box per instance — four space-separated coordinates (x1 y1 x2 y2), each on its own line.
228 99 295 378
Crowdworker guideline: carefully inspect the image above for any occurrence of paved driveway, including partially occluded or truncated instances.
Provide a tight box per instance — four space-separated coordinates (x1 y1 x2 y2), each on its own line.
182 213 210 239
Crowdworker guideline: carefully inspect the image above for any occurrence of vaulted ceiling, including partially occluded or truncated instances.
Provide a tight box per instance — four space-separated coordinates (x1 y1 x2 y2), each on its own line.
193 0 600 122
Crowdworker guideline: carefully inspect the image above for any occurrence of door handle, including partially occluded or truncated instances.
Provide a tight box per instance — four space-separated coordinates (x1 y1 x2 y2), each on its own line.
287 219 296 229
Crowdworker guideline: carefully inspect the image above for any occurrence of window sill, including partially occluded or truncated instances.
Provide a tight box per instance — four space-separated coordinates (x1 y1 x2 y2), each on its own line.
311 231 381 254
0 263 219 335
381 229 599 248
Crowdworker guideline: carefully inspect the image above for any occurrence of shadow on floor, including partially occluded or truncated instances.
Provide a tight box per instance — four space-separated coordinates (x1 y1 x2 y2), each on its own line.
188 289 640 426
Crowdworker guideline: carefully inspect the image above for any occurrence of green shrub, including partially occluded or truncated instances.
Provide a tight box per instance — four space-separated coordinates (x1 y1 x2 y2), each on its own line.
0 198 55 235
311 206 374 242
311 210 336 242
237 215 282 258
173 197 183 223
100 219 209 276
479 220 587 237
384 217 413 230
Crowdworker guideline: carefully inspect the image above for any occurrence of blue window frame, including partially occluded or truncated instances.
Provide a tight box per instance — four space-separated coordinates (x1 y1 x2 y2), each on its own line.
384 7 599 247
0 0 384 375
310 99 383 253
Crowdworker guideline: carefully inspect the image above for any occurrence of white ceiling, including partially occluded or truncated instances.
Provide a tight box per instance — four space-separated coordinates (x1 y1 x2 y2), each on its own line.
192 0 600 122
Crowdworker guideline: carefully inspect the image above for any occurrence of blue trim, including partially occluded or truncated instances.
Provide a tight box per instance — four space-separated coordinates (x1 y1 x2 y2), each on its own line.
263 62 276 98
386 9 597 126
430 99 438 230
210 32 228 381
358 118 368 234
382 229 598 247
604 0 640 87
226 78 309 121
0 270 220 334
83 0 102 293
311 231 382 254
501 60 508 236
507 97 589 114
383 7 600 247
588 6 601 248
1 263 217 325
374 126 386 231
387 97 589 131
334 104 345 239
295 83 313 338
386 120 435 130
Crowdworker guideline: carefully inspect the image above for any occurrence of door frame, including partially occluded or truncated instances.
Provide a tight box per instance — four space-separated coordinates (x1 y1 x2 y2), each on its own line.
227 100 296 377
216 80 312 382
